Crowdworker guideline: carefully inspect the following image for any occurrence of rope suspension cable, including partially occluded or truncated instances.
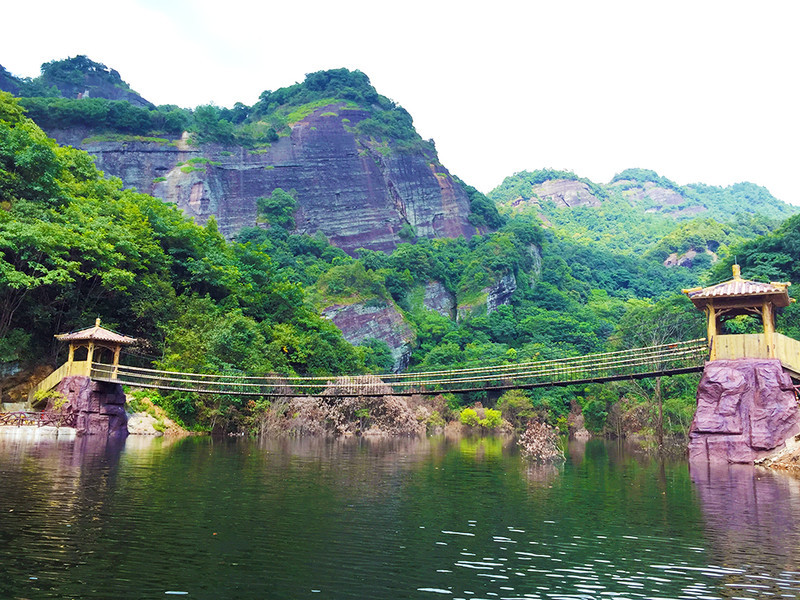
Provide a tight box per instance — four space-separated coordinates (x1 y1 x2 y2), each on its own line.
99 339 706 383
100 344 701 387
92 339 707 396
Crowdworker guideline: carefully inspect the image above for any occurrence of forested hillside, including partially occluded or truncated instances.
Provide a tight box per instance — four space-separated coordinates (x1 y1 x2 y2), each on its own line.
490 168 795 269
0 92 368 428
3 57 796 439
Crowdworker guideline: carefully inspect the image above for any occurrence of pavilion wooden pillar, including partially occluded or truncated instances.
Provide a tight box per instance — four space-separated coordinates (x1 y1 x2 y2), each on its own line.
763 299 775 358
112 346 121 378
707 304 718 360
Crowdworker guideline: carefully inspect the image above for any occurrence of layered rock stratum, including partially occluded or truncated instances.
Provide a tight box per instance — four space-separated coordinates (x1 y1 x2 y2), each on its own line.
49 104 479 254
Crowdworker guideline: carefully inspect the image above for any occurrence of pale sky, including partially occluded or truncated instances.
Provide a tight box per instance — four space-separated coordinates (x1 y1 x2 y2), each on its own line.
2 0 799 204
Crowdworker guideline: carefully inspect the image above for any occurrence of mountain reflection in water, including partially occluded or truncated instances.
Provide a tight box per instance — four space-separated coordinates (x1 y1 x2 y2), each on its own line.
1 435 800 599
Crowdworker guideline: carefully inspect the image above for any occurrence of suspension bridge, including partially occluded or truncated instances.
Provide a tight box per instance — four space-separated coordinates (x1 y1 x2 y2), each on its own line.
8 338 707 432
16 264 800 404
83 339 708 397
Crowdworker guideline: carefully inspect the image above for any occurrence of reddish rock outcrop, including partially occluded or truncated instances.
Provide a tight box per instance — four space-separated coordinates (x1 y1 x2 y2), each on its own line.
688 359 800 463
322 300 415 372
423 281 455 318
457 273 518 321
53 376 128 437
610 180 704 218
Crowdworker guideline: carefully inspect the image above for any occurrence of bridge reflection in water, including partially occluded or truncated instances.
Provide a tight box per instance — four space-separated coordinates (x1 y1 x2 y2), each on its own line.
87 339 708 397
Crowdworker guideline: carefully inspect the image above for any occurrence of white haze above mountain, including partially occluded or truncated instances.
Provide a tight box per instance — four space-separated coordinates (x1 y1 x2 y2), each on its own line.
3 0 798 204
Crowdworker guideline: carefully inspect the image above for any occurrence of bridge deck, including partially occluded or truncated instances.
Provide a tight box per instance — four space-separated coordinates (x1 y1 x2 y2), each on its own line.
88 339 708 397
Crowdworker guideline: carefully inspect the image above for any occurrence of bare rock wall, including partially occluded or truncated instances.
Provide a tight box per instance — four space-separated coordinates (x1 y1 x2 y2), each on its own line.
50 105 479 254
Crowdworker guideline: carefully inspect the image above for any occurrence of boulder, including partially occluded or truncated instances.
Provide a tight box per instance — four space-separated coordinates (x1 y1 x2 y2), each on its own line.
688 359 800 463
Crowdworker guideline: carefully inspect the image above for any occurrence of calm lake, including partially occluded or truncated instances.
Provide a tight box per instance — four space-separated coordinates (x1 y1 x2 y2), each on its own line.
1 434 799 600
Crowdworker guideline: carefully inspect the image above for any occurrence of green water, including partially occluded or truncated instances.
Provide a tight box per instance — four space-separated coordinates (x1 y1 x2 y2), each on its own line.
1 434 799 599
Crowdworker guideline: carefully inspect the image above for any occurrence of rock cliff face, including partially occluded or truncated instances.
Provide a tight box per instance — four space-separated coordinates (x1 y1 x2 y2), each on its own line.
610 179 703 218
422 281 456 318
688 359 800 463
321 300 415 372
508 179 601 210
486 273 518 314
54 104 479 254
663 248 718 268
457 273 518 321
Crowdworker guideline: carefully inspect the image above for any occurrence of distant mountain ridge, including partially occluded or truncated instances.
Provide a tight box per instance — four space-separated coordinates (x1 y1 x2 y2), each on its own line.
491 168 795 222
489 168 797 269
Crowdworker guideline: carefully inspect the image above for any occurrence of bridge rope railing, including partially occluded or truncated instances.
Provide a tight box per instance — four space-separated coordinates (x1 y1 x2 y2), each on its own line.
90 339 708 397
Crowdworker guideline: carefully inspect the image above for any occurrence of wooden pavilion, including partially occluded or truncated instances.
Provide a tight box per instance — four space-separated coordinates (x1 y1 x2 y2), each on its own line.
55 318 137 379
683 265 798 371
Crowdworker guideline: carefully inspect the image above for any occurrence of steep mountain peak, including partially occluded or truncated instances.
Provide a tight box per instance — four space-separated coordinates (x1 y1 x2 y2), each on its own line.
11 62 487 253
0 56 153 108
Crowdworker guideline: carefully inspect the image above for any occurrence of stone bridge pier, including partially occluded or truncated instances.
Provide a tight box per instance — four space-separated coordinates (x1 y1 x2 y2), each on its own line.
689 359 800 463
684 266 800 464
52 376 128 437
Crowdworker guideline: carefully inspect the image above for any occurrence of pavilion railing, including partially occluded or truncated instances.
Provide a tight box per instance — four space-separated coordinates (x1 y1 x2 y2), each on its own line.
714 332 800 376
90 339 708 397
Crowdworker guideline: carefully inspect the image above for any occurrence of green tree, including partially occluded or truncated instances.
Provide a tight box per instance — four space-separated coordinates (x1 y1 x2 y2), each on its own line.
257 188 297 229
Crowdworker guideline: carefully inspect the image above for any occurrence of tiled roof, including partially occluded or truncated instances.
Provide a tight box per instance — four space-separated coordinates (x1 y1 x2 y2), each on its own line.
55 319 137 345
683 265 792 307
686 279 789 300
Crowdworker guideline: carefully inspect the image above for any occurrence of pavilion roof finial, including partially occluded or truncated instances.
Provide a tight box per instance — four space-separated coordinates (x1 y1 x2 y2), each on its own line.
732 264 742 280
